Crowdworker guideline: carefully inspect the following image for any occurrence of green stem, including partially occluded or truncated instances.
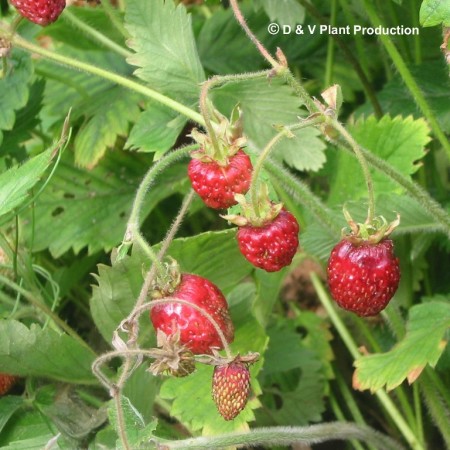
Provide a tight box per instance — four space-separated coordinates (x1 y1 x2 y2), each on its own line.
249 117 325 215
331 119 375 223
162 422 405 450
115 394 131 450
362 0 450 159
420 369 450 447
5 33 205 126
125 145 195 239
228 0 279 68
411 0 422 65
62 9 131 58
324 0 337 88
413 383 424 447
0 275 95 355
341 143 450 239
310 273 424 450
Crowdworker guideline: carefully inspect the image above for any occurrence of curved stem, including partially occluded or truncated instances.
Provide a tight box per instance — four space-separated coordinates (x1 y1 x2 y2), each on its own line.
162 422 405 450
362 0 450 159
62 9 131 58
340 143 450 238
331 119 375 223
199 80 222 157
228 0 279 68
4 32 205 126
249 116 325 214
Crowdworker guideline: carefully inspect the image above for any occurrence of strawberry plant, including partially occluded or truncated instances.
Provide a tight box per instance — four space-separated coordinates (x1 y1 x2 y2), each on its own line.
0 0 449 449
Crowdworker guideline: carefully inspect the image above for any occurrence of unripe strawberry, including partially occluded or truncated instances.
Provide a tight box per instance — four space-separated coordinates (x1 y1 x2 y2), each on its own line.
212 359 251 421
327 238 400 316
10 0 66 26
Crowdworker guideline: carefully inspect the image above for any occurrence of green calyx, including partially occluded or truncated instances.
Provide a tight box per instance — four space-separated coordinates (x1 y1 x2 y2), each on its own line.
189 106 247 166
342 207 401 245
150 258 182 298
221 184 283 227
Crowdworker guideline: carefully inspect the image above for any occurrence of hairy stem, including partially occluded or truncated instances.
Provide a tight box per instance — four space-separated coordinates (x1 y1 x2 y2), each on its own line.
249 117 325 215
62 9 131 58
161 422 405 450
3 32 205 126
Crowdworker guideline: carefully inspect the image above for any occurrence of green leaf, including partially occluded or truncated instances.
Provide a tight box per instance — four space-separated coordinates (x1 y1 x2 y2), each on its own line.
328 115 430 204
0 51 33 146
212 78 326 172
254 0 305 28
0 320 96 385
90 230 254 343
73 86 141 168
420 0 450 26
107 395 157 449
356 62 450 133
0 148 54 218
353 301 450 392
0 397 24 436
126 102 187 158
125 0 205 105
160 283 267 434
24 151 187 257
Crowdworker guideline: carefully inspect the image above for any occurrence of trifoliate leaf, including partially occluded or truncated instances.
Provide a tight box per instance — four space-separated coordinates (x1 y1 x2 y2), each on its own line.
328 115 430 204
353 301 450 392
0 320 96 385
125 0 205 106
212 78 326 172
420 0 450 26
0 51 33 146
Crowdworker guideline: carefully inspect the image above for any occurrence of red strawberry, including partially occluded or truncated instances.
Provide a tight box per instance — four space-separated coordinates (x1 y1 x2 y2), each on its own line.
0 373 18 396
10 0 66 26
150 274 234 355
237 209 300 272
327 238 400 316
212 358 251 421
188 149 253 209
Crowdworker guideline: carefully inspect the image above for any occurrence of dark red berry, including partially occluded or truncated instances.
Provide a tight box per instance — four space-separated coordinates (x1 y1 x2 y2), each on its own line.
236 209 299 272
212 359 251 421
0 373 18 396
327 238 400 316
188 149 253 209
10 0 66 26
150 274 234 355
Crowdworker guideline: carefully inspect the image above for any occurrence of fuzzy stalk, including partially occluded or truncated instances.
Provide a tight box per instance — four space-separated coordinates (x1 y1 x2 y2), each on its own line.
161 422 405 450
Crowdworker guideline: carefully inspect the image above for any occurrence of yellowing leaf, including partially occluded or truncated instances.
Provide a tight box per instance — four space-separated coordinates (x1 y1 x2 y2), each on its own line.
353 301 450 393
